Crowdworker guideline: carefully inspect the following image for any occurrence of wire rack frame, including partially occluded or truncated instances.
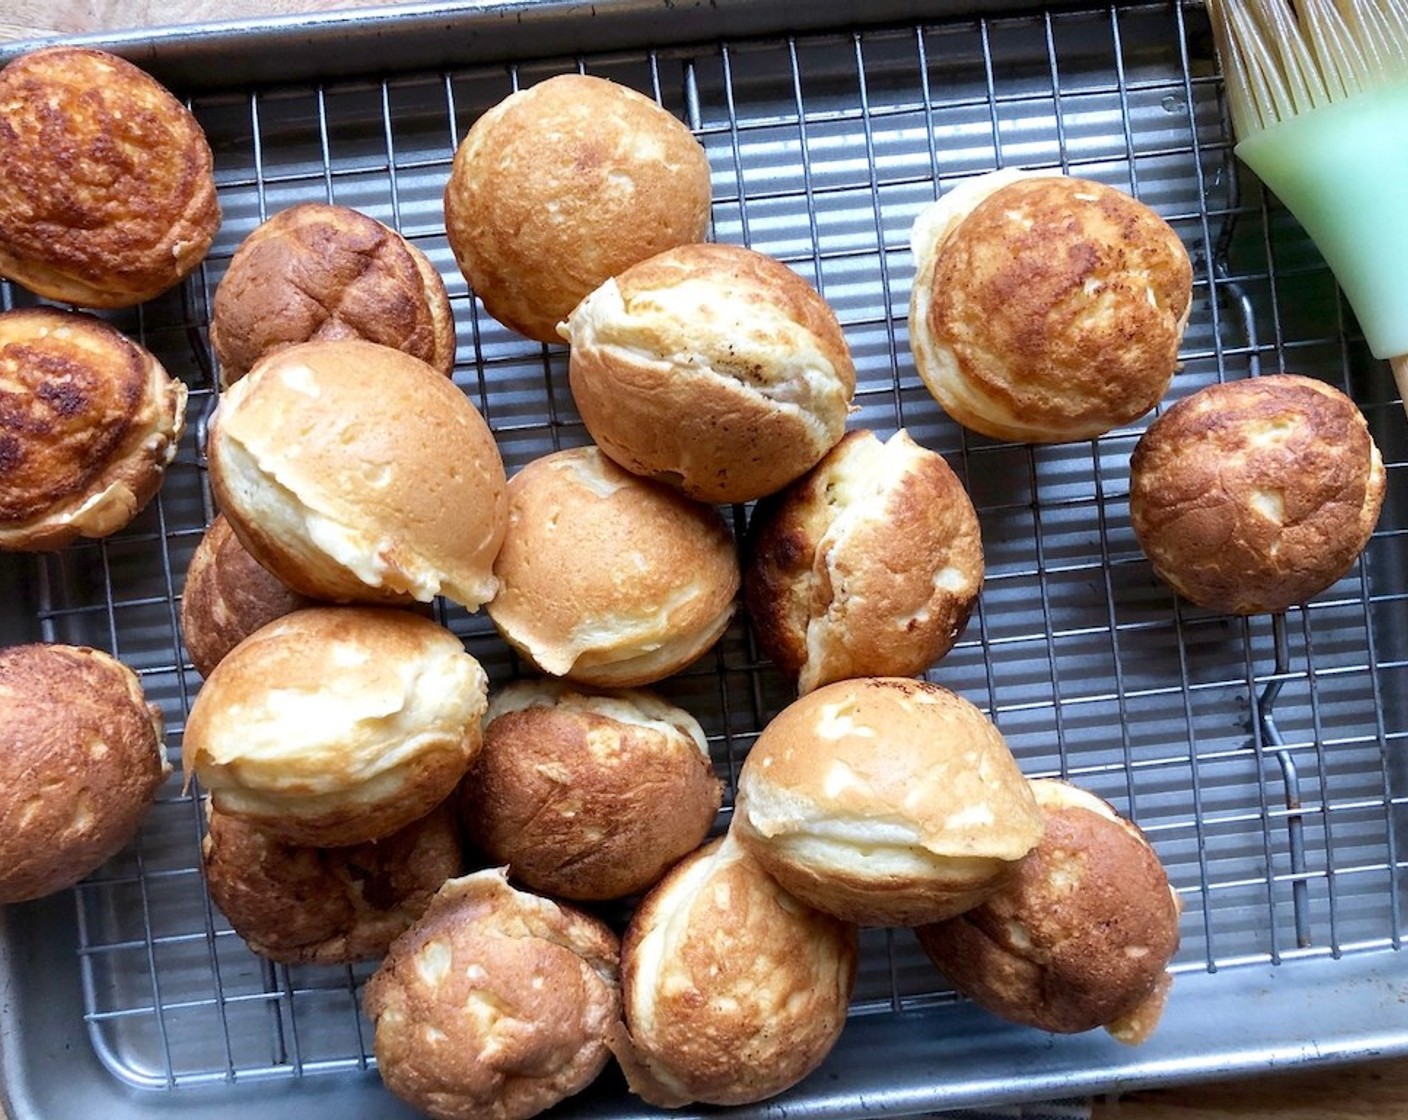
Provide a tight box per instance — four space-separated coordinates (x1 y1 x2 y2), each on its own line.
7 0 1406 1096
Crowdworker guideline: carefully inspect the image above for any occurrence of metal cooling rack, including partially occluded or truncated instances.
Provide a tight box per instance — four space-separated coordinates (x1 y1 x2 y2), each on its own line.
3 0 1407 1113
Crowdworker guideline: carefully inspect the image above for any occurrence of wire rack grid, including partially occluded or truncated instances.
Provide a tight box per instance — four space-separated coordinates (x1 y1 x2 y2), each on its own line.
7 0 1408 1103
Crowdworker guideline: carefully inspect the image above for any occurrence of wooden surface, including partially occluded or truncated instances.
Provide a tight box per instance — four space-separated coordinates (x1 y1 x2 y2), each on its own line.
0 0 397 43
3 2 1405 1118
1092 1060 1408 1119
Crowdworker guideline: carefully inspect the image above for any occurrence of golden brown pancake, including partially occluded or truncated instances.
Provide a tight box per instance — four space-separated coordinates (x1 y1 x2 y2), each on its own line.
608 832 858 1108
744 428 984 692
733 676 1044 927
0 642 170 904
202 800 464 965
210 203 456 387
364 869 621 1120
184 606 490 848
444 73 711 344
1129 373 1385 614
909 170 1192 443
916 779 1181 1043
0 307 187 551
462 678 721 900
206 339 506 610
485 446 739 687
0 47 219 308
562 242 856 503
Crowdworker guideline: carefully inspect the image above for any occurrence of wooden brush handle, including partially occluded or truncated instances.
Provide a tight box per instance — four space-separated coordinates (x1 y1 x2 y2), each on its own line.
1394 355 1408 419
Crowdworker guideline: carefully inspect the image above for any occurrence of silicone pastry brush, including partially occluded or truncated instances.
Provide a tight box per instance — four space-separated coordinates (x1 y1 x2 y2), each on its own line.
1206 0 1408 406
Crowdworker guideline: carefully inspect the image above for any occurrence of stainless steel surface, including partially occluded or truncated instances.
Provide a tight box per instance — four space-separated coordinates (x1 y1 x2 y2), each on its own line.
3 1 1407 1117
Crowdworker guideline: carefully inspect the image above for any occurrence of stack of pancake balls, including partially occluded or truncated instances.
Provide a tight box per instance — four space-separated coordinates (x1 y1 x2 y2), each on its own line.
0 42 1388 1120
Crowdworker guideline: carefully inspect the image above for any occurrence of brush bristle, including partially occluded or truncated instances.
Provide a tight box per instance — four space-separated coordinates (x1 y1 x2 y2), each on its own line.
1207 0 1408 138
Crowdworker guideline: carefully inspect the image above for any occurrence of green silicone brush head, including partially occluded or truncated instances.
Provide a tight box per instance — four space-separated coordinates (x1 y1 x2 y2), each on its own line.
1207 0 1408 361
1209 0 1408 138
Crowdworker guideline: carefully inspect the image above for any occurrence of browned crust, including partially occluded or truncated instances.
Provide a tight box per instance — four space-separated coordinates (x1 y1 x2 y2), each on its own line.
1128 374 1386 614
486 447 739 683
744 429 983 691
363 871 620 1120
567 243 856 504
744 485 821 677
921 176 1191 442
443 74 712 343
210 203 456 387
180 514 314 677
610 838 858 1108
462 692 721 900
0 643 169 904
0 307 187 551
410 235 459 378
0 47 219 308
202 800 464 965
915 792 1180 1037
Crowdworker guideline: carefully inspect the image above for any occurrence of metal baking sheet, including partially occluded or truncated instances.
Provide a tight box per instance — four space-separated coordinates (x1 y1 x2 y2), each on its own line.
3 2 1407 1117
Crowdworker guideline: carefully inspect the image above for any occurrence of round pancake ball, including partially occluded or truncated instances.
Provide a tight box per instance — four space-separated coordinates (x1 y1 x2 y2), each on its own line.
202 800 464 965
744 428 983 692
562 242 855 503
1129 374 1385 614
462 678 721 900
0 46 219 308
909 169 1192 443
207 339 507 611
916 779 1181 1044
0 307 187 552
608 832 858 1108
184 607 488 848
210 202 456 387
0 643 169 904
733 677 1044 927
364 869 620 1120
444 74 711 344
486 446 739 687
